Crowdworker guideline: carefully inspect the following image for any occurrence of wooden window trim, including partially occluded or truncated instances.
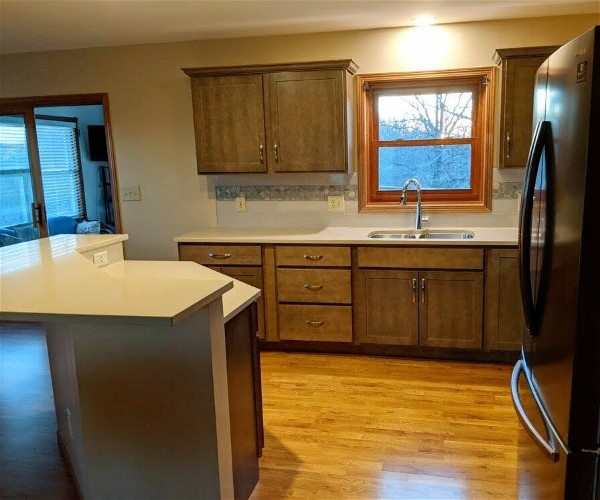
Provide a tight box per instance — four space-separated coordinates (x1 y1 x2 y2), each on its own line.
357 67 496 213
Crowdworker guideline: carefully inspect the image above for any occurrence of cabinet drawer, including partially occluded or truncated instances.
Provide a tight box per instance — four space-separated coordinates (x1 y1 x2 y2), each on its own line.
179 244 262 266
357 247 483 270
278 305 352 342
277 268 351 304
276 246 350 267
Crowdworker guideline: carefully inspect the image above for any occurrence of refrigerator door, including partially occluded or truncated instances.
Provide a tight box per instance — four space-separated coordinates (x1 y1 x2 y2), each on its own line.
513 360 567 499
528 27 597 447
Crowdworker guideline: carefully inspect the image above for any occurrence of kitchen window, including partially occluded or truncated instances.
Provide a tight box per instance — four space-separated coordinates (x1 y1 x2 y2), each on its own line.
357 67 496 211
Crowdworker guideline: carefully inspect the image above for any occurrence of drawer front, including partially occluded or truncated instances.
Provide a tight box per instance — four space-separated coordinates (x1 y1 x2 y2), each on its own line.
357 247 483 270
278 305 352 342
179 244 262 266
276 245 350 267
277 268 351 304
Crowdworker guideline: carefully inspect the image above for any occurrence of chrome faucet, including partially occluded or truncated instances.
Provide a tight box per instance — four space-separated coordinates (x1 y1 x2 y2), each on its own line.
401 178 423 230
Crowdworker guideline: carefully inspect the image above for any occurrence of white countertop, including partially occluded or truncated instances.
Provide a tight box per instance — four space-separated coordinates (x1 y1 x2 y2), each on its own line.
174 226 519 246
0 234 260 326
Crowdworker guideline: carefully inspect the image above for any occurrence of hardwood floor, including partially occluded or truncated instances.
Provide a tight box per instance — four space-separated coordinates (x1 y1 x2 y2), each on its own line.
0 323 518 499
0 323 78 499
252 353 518 499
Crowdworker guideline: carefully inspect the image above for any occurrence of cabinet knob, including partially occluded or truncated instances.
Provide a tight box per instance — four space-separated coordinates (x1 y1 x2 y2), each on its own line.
412 278 417 303
421 278 426 303
259 144 264 163
505 132 511 158
274 144 279 162
305 319 324 328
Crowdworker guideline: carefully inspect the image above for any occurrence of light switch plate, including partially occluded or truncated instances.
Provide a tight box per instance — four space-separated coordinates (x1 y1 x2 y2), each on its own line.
121 185 141 201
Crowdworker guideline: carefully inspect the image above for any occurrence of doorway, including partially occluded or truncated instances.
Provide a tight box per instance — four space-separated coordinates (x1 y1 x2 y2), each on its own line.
0 94 121 247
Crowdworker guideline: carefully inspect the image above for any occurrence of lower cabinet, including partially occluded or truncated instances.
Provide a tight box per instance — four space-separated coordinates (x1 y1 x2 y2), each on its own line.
179 242 520 358
355 270 419 346
275 245 353 343
356 269 484 349
224 304 263 500
219 266 266 340
484 248 525 351
419 271 484 349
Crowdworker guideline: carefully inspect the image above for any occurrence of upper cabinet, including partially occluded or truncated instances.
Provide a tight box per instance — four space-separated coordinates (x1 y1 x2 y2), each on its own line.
493 46 559 168
182 60 358 174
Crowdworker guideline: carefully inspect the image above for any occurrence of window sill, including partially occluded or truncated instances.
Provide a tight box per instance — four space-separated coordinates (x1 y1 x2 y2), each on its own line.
358 201 492 213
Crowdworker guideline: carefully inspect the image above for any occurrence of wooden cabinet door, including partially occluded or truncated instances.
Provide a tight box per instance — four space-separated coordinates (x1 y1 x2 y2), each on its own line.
495 46 558 168
220 266 266 340
356 270 418 346
266 70 346 172
484 249 524 351
501 56 547 168
190 74 267 173
419 271 484 349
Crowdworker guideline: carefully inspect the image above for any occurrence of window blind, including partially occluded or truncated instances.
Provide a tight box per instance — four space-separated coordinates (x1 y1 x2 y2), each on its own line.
36 118 86 219
0 117 35 227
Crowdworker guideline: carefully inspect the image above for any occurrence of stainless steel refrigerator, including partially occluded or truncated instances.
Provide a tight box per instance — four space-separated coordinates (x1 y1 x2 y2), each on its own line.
512 26 600 499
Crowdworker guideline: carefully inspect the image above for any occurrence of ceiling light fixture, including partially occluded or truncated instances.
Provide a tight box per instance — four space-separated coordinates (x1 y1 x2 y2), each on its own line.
412 16 437 27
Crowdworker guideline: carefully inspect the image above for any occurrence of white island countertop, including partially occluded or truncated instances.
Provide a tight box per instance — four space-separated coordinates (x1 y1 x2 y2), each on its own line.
175 226 519 246
0 234 260 325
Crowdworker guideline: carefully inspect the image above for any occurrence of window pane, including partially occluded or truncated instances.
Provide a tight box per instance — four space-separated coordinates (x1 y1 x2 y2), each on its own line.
0 116 37 229
378 145 471 190
36 120 85 219
378 93 473 140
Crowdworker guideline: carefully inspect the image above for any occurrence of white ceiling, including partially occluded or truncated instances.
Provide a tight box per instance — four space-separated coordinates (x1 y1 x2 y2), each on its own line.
1 0 598 55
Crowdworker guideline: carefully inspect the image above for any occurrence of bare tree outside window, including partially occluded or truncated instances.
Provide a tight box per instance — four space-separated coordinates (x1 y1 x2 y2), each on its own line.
377 92 474 191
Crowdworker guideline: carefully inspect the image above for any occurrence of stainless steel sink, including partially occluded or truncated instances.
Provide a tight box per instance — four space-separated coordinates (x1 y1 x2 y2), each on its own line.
367 229 475 240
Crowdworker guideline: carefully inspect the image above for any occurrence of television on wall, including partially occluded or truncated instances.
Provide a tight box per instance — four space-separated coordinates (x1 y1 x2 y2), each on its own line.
87 125 108 162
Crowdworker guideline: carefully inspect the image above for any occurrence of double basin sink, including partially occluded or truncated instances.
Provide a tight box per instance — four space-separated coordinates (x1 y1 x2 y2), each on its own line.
368 229 475 240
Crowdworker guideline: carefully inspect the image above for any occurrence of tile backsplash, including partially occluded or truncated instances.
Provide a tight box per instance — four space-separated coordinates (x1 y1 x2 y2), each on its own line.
213 168 525 228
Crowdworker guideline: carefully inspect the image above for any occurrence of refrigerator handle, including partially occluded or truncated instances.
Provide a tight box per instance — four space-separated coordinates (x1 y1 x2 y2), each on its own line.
511 360 560 462
518 120 549 336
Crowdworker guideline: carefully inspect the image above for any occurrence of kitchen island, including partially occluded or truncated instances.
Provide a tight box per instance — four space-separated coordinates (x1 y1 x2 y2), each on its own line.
0 234 261 499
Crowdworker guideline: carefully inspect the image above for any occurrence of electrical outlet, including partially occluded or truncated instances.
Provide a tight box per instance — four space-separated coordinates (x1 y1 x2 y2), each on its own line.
328 195 345 213
93 250 109 267
121 185 141 201
235 196 246 212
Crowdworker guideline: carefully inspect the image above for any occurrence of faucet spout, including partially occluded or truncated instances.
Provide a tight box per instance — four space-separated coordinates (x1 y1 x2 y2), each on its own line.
401 178 423 230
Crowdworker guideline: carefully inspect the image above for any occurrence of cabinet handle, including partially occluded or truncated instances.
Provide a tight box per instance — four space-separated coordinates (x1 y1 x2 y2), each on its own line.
505 132 511 158
208 253 232 260
421 278 426 303
303 284 323 291
412 278 417 303
274 143 279 162
305 319 324 328
303 254 323 261
259 144 264 163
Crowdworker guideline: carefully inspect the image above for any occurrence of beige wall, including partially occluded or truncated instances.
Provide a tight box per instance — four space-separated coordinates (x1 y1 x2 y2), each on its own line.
1 14 597 259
